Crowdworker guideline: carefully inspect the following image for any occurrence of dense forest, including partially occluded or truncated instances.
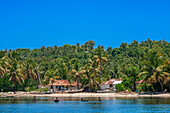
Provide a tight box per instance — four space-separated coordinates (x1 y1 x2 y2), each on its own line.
0 39 169 92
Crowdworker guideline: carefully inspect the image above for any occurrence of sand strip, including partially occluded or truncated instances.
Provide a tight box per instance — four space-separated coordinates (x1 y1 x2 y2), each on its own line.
1 92 170 98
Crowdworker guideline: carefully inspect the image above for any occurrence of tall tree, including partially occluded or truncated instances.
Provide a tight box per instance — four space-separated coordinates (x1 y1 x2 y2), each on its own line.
139 52 169 92
96 46 108 90
70 58 82 90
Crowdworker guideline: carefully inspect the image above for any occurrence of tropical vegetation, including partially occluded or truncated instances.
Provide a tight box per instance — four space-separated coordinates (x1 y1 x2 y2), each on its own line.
0 39 169 92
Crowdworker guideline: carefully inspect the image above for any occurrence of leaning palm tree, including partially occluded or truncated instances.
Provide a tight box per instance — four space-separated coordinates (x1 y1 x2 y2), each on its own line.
139 52 169 92
34 63 43 93
26 61 44 93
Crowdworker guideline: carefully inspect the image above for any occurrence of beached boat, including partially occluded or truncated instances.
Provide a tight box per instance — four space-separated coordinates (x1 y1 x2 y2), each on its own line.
68 89 83 93
96 90 112 93
6 96 14 98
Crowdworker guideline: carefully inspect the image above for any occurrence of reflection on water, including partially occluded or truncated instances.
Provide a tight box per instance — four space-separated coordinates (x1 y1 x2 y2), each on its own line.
0 97 169 113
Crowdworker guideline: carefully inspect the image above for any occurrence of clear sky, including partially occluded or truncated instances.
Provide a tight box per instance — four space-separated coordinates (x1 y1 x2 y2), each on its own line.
0 0 170 50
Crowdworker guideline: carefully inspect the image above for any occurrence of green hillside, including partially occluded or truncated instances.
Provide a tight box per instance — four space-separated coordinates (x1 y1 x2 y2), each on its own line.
0 39 169 92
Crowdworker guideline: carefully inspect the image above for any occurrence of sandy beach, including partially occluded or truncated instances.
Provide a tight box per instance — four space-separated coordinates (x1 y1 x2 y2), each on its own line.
1 92 170 98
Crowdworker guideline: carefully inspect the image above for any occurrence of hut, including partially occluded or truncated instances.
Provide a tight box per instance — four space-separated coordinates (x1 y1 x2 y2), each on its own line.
101 79 122 91
46 80 81 92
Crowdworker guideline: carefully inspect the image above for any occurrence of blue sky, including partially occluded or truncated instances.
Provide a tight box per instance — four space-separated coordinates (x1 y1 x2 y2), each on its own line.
0 0 170 50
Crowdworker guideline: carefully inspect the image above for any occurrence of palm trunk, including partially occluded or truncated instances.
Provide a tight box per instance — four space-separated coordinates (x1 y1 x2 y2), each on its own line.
158 79 163 92
93 71 97 89
98 58 102 90
88 73 91 91
77 76 79 90
89 77 92 92
36 68 43 93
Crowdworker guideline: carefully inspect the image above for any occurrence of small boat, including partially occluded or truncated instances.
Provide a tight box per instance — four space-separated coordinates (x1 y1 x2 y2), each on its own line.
82 100 88 102
54 97 59 102
98 97 101 101
81 98 88 102
6 96 14 98
68 89 83 93
96 90 111 93
45 92 52 94
54 99 59 102
33 96 36 102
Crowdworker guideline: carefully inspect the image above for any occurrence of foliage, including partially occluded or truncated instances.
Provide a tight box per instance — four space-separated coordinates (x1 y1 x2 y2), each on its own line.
115 84 126 91
0 39 169 92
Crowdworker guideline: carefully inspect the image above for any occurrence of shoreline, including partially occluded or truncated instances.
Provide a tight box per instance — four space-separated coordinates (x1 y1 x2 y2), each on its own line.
1 92 170 98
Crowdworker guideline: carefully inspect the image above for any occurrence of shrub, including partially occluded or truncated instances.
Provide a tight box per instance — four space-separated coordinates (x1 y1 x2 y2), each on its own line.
43 88 48 92
116 84 126 91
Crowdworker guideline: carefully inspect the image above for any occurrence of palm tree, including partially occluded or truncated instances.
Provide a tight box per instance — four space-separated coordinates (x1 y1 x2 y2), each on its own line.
6 51 25 91
91 56 100 89
81 63 93 90
70 58 82 90
96 46 108 90
126 66 139 91
35 64 43 93
8 60 24 86
44 69 57 92
0 56 9 78
139 52 169 92
27 61 43 93
56 62 68 80
105 62 122 79
22 59 37 80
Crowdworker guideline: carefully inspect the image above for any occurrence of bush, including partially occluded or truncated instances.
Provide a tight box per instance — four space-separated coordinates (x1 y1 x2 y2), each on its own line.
43 88 48 92
137 83 154 92
116 84 126 91
25 86 37 92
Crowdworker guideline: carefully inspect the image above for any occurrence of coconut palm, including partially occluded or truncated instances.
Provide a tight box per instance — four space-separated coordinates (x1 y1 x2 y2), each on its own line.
22 59 37 80
8 60 24 86
0 56 9 78
81 63 93 90
95 46 108 90
26 61 44 93
56 62 68 80
139 52 169 92
6 51 25 87
91 56 100 89
70 58 82 90
44 69 57 92
34 64 43 93
126 66 139 91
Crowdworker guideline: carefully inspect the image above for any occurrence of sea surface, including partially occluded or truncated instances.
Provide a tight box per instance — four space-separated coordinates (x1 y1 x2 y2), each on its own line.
0 97 169 113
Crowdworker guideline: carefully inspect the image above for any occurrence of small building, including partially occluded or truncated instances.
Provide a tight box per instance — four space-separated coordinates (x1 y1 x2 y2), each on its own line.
46 80 81 92
101 79 122 90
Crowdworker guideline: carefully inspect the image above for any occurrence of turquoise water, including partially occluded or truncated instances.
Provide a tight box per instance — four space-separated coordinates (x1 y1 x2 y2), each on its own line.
0 97 169 113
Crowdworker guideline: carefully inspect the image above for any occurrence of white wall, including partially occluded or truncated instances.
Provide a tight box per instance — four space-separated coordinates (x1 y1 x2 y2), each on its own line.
101 85 110 90
101 82 122 90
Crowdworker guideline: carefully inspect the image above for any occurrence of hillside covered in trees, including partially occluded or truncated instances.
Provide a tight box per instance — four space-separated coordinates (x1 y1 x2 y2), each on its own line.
0 39 169 92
